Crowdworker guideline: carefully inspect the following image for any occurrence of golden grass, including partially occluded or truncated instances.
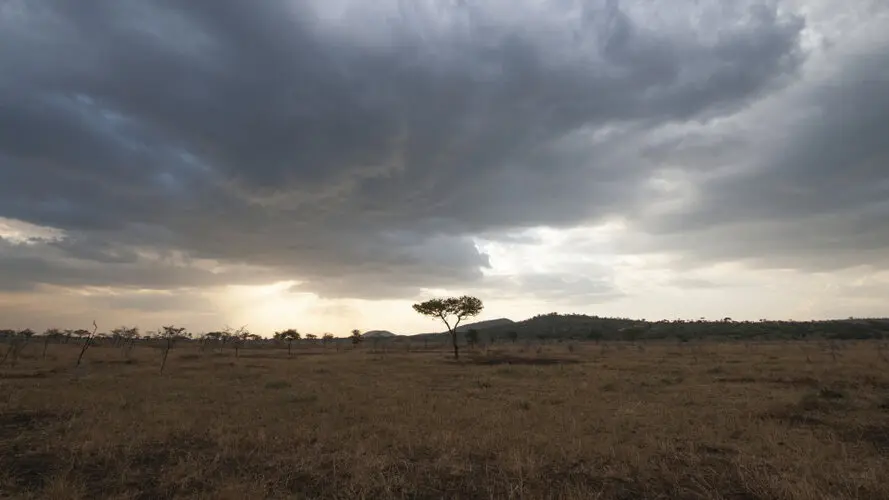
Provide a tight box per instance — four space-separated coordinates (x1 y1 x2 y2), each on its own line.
1 340 888 499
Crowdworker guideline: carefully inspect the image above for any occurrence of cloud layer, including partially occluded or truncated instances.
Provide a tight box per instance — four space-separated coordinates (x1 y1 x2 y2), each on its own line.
1 0 888 327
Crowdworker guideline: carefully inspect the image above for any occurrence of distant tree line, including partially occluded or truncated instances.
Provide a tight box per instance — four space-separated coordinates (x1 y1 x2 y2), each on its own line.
478 315 889 343
405 311 889 345
3 309 887 370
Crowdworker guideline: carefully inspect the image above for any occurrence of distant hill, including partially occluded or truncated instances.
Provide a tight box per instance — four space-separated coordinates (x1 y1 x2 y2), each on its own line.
361 330 398 338
403 313 889 343
407 318 514 339
484 313 889 342
456 318 514 332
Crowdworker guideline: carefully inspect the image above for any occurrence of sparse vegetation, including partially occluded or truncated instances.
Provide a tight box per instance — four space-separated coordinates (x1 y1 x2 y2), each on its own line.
2 312 889 499
0 336 887 499
0 329 33 367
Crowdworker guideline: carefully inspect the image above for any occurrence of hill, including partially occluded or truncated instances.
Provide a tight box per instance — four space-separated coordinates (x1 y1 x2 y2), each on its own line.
407 318 514 339
476 313 889 342
361 330 398 338
456 318 514 332
405 313 889 343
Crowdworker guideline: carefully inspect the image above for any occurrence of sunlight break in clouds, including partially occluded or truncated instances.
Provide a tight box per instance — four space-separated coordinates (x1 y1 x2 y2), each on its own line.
1 0 888 334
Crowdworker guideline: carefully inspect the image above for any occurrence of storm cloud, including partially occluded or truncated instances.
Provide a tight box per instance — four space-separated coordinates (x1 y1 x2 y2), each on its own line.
1 0 886 315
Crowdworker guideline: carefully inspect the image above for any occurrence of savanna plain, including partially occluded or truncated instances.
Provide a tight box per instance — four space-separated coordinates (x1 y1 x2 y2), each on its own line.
1 339 888 499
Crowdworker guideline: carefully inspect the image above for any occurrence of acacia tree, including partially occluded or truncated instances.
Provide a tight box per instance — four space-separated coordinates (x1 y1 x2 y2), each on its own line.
42 328 63 359
111 326 139 356
350 329 363 348
159 325 186 373
275 329 300 356
203 331 225 351
230 325 251 358
412 296 483 360
1 329 34 367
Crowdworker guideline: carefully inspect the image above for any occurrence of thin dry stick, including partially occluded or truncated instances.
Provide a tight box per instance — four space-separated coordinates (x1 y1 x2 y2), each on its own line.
75 321 98 368
0 342 14 366
160 326 186 373
160 335 172 373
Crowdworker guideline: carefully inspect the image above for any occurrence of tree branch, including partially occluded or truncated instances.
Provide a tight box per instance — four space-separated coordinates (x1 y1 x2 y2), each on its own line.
438 312 454 333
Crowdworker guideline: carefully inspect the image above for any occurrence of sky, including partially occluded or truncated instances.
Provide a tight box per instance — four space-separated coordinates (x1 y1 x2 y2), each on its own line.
1 0 888 336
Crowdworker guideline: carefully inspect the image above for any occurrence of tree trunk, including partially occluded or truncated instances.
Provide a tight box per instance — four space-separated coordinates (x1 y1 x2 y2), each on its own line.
288 341 292 357
450 331 459 360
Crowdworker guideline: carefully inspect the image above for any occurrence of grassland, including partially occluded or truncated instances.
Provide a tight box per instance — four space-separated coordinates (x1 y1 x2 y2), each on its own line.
1 339 888 499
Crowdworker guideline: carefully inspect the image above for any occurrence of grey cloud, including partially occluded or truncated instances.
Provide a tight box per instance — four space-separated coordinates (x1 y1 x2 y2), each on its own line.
664 277 726 290
84 290 217 313
1 0 806 296
289 234 490 299
625 36 889 272
480 272 624 305
0 238 276 292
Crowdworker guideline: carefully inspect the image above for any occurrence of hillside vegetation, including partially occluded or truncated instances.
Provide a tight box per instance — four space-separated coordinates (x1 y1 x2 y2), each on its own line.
411 314 889 343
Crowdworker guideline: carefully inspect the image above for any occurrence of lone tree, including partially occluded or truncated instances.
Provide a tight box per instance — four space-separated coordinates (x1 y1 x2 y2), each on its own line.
412 295 483 360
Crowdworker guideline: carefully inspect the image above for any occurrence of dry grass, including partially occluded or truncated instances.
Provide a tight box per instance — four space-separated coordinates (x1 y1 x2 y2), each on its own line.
1 340 888 499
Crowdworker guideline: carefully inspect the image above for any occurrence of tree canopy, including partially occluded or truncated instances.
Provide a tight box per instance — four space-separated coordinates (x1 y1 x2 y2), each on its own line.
412 295 483 359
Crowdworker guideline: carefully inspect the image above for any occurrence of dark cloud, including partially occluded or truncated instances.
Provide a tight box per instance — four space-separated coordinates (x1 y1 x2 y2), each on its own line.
0 237 276 292
84 290 217 314
625 34 889 272
0 0 811 297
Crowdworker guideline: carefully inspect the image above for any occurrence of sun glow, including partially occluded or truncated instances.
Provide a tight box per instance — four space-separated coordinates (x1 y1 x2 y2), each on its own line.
219 281 310 333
